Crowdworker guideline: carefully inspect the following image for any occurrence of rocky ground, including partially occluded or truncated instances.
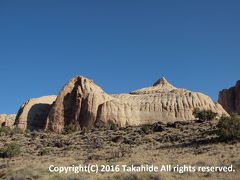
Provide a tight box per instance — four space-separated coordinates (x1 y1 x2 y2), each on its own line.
0 120 239 180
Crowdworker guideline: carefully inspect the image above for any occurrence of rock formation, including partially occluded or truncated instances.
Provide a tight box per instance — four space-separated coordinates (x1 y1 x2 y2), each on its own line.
46 77 112 133
97 77 228 127
218 80 240 114
13 76 228 133
0 114 16 127
15 95 57 130
44 76 228 133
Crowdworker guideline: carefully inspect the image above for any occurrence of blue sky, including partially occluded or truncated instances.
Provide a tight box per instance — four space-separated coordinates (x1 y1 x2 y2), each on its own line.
0 0 240 114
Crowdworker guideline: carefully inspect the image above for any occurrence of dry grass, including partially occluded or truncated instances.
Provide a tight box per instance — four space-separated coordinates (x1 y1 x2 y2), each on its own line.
0 120 239 179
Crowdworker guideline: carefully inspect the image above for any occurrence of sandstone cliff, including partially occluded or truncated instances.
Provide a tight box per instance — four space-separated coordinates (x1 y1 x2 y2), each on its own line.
15 95 57 130
45 76 228 133
0 114 16 127
97 77 228 126
14 76 228 133
46 76 112 133
218 80 240 114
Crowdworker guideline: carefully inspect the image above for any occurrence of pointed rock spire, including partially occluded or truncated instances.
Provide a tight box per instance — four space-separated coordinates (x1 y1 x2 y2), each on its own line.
152 77 175 90
130 77 176 94
153 77 169 86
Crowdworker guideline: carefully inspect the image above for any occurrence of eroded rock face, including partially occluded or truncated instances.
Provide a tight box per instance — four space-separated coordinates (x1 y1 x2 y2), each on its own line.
218 80 240 114
97 77 228 126
14 76 228 133
46 76 112 133
0 114 16 127
45 76 228 133
15 96 57 130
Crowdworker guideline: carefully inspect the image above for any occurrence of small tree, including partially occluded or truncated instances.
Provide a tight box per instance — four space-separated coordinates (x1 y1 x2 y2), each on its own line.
217 115 240 141
193 108 217 122
0 142 21 158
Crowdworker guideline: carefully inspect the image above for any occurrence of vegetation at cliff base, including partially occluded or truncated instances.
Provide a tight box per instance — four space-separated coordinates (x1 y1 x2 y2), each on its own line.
217 115 240 141
0 142 21 158
193 108 218 122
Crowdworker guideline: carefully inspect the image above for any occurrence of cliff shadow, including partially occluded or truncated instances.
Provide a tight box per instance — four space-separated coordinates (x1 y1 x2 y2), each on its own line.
27 103 52 131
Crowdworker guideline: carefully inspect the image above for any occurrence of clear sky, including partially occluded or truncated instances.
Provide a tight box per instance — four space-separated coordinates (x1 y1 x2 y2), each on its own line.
0 0 240 114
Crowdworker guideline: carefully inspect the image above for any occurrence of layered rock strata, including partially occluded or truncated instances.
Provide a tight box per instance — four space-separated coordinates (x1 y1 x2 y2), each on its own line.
46 76 228 133
14 76 228 133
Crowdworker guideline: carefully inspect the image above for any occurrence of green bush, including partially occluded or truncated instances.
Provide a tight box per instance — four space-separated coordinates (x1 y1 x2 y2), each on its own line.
193 108 217 121
109 122 118 131
217 116 240 141
63 124 77 134
39 148 50 156
0 142 21 158
0 127 11 136
141 124 152 134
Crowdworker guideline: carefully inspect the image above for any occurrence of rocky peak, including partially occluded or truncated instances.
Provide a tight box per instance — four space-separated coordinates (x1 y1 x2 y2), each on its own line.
131 77 176 94
153 77 168 86
46 76 112 133
153 77 176 90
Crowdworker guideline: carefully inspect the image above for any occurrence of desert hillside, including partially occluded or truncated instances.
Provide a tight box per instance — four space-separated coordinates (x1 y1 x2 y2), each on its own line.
0 119 239 180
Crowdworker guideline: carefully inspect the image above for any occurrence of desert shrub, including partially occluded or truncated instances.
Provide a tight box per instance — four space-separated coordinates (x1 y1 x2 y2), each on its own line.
110 122 118 130
30 130 42 138
63 124 77 134
217 115 240 141
0 127 25 136
39 148 50 156
152 122 165 132
0 142 21 158
193 108 217 122
53 139 65 148
25 128 31 134
141 124 152 134
0 126 11 136
11 127 24 135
